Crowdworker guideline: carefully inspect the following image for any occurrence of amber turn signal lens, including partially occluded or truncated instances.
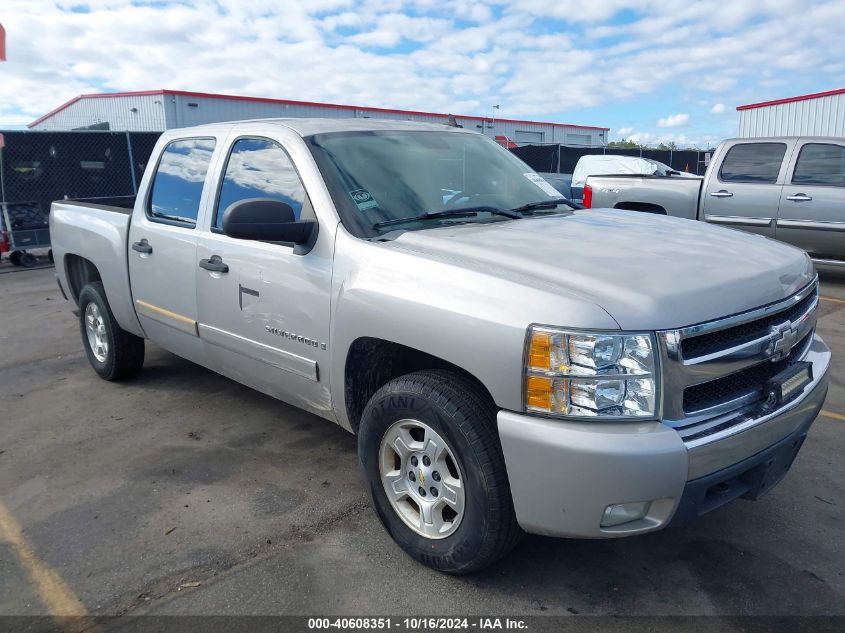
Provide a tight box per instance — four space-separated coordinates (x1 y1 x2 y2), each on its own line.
528 332 551 370
525 376 552 410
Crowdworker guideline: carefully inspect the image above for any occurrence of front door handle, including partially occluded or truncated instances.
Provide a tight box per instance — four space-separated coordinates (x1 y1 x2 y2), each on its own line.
786 193 813 202
199 255 229 274
131 239 153 254
709 190 734 198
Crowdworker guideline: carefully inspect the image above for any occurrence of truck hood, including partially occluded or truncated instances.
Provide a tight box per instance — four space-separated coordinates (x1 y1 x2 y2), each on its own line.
388 209 815 330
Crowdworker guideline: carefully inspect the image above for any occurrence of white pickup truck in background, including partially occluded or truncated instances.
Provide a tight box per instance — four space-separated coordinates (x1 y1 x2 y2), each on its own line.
584 137 845 265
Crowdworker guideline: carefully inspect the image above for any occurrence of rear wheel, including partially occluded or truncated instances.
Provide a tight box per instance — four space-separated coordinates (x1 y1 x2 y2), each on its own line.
9 251 22 266
78 282 145 380
358 370 522 574
20 252 37 268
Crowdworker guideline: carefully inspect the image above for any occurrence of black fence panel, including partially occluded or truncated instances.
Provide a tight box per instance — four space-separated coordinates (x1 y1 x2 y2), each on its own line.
511 144 559 172
604 148 641 158
128 133 163 185
558 147 598 173
517 144 714 176
670 150 700 174
640 149 672 165
0 131 163 232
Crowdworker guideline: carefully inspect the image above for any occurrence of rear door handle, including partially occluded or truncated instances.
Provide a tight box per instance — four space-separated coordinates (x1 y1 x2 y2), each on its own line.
786 193 813 202
131 239 152 254
199 255 229 274
709 190 734 198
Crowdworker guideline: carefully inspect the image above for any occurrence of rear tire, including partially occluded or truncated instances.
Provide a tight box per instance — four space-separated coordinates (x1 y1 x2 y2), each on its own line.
358 370 522 574
78 281 145 380
10 251 22 266
20 252 37 268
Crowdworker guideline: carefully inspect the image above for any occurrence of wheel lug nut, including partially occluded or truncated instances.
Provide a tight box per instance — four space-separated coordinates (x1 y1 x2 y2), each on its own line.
429 487 438 497
422 456 431 466
411 456 418 467
409 471 416 482
432 471 441 481
418 487 427 497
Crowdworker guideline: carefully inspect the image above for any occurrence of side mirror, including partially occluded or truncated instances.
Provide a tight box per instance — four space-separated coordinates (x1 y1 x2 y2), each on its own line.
222 198 317 254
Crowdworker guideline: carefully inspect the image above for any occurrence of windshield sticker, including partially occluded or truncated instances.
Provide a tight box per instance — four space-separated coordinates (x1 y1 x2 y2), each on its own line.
523 172 560 198
349 189 379 211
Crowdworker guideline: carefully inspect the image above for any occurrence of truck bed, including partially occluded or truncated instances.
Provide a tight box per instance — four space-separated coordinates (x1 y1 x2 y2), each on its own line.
586 174 703 220
62 195 137 213
50 197 143 337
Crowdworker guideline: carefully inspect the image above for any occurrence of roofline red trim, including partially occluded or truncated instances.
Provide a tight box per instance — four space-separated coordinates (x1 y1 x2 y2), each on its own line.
737 87 845 111
29 89 610 131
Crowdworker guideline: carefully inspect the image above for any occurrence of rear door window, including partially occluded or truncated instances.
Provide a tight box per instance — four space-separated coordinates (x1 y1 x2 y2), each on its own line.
792 143 845 187
148 138 216 227
719 143 786 184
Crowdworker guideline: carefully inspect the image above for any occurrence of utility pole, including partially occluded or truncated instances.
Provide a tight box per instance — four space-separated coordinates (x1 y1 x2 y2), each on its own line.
491 104 499 138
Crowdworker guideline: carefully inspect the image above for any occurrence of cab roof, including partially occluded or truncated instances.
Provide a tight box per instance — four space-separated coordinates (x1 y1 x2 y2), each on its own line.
172 117 474 137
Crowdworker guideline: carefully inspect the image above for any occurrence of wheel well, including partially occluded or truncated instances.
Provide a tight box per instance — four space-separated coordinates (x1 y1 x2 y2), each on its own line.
64 254 102 304
344 337 494 433
614 201 667 214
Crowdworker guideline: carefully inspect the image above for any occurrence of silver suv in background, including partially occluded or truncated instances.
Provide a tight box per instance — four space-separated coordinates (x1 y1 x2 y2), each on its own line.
585 137 845 265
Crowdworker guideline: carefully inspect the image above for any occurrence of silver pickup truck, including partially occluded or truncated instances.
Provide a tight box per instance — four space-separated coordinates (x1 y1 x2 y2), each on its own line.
51 119 830 574
585 137 845 265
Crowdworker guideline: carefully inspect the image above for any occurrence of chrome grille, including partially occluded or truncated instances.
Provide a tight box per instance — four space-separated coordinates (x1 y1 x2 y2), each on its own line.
659 279 818 442
681 291 816 359
682 332 812 414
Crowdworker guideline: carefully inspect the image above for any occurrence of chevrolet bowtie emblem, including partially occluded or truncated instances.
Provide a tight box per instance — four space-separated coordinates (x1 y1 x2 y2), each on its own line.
767 321 799 361
418 469 425 486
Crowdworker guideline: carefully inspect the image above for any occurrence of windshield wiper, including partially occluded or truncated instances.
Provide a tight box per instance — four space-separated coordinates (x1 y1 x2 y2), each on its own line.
373 206 522 229
511 198 582 213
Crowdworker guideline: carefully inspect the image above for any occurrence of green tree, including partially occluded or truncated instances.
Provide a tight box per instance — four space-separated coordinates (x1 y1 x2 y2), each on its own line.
607 139 640 149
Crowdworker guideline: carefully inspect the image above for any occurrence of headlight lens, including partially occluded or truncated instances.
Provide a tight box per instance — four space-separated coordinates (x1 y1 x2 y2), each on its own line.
524 327 657 418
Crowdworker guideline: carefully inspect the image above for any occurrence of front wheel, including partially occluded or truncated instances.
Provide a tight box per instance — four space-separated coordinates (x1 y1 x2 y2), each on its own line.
78 281 145 380
358 370 522 574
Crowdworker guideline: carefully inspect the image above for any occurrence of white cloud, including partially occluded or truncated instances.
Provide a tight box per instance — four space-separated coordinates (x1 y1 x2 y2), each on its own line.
710 103 726 114
657 113 690 127
0 0 843 140
616 127 635 136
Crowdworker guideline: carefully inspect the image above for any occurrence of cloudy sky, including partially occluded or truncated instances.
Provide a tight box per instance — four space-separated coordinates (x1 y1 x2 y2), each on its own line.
1 0 844 146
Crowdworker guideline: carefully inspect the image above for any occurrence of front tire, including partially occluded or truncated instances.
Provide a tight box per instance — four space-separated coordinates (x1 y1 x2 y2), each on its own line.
78 282 145 380
359 370 522 574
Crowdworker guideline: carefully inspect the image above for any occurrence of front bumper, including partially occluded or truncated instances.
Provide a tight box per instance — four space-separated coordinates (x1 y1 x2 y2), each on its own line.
498 335 830 538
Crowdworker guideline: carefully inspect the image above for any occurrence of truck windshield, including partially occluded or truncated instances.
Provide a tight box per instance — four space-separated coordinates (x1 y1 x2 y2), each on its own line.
306 130 566 237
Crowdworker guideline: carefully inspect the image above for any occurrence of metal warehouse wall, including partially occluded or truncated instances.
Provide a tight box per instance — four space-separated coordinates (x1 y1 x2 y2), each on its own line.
31 93 607 146
30 95 168 131
165 94 606 146
739 94 845 137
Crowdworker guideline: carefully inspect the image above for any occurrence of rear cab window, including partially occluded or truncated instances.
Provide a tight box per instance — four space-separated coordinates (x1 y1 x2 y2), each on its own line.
792 143 845 187
147 138 216 227
719 142 787 184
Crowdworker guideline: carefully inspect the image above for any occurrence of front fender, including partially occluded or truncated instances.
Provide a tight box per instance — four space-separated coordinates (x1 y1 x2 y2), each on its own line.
328 234 618 429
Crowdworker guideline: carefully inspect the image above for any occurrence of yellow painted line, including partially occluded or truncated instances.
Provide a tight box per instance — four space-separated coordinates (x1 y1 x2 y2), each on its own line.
820 295 845 305
821 409 845 422
0 498 88 616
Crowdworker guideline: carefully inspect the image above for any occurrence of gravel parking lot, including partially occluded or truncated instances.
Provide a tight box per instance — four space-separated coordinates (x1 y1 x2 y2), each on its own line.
1 266 843 621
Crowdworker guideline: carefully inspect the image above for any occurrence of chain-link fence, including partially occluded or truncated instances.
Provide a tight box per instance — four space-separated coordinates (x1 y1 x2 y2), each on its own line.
0 130 162 255
511 143 715 176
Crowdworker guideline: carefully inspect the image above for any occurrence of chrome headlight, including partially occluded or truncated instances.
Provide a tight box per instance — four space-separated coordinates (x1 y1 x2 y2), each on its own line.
524 326 658 419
